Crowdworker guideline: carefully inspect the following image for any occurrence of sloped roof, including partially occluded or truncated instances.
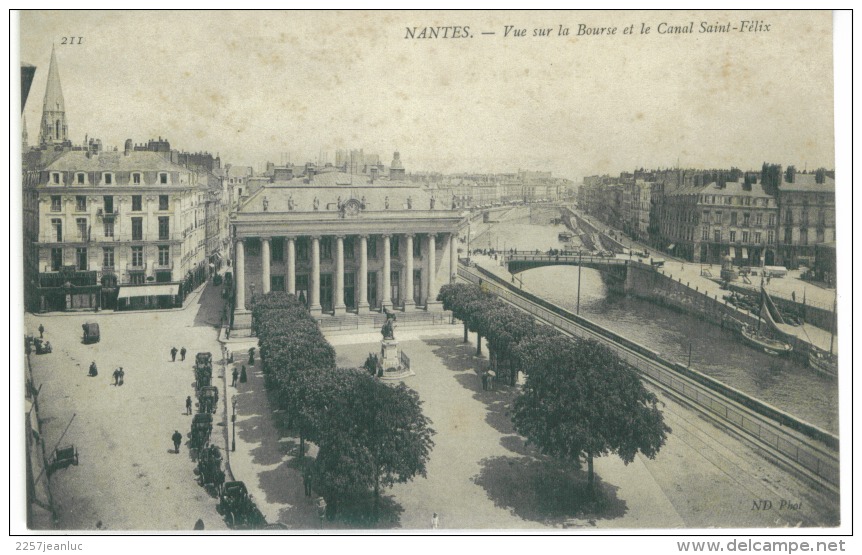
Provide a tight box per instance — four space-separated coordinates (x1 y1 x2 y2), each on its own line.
780 173 835 193
44 150 191 173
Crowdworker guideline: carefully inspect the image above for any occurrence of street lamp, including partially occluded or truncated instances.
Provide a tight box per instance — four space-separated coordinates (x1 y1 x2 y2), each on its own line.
231 396 238 452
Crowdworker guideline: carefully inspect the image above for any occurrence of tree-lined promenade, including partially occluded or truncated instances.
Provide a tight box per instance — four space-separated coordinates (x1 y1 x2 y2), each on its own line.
252 293 434 521
438 282 671 491
252 285 670 520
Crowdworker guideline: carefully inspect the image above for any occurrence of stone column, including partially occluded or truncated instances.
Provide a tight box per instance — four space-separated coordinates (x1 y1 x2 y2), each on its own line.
403 234 415 310
287 237 296 295
381 234 392 310
334 235 346 315
235 238 246 311
357 235 369 312
261 236 271 294
426 233 440 310
310 236 322 315
449 231 458 283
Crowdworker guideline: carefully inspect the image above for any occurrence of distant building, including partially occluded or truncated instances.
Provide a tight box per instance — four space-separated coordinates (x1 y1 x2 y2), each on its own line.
659 178 779 265
776 170 836 269
229 154 462 331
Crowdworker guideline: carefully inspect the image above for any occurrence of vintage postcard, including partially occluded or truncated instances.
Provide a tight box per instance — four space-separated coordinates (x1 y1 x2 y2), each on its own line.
13 10 848 538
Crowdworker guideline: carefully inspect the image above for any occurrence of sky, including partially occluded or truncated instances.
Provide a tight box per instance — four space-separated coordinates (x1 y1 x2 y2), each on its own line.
18 10 836 181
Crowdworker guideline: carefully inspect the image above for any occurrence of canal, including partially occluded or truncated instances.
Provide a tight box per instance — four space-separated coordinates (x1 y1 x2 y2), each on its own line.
478 208 839 434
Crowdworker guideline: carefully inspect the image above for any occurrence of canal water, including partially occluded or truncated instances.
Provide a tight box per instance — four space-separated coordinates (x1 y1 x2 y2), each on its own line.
481 210 839 434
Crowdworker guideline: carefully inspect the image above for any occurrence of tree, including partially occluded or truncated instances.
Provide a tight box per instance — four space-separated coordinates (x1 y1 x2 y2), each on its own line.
512 336 670 492
437 282 495 354
312 372 435 520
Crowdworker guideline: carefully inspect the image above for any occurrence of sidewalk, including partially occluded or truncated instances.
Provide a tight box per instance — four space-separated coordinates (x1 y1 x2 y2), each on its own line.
221 326 838 529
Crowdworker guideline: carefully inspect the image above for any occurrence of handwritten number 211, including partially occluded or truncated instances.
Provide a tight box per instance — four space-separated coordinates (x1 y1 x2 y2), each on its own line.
60 37 83 45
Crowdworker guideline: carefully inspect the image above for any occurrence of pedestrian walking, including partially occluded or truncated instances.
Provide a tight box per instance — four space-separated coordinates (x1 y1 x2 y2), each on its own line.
303 466 313 497
792 291 796 302
431 512 439 529
248 347 255 366
180 347 187 361
170 347 178 362
38 324 45 338
240 365 247 383
317 497 327 525
186 395 193 415
481 371 488 391
88 361 98 377
172 430 182 453
118 368 125 386
112 368 120 386
231 367 238 387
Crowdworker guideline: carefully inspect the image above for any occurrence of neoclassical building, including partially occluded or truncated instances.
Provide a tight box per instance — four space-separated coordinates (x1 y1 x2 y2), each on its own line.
230 166 463 330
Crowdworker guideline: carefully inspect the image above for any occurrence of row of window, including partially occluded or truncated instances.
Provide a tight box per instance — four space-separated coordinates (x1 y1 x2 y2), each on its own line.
699 195 770 207
48 245 171 272
702 210 776 227
50 194 171 213
50 172 171 186
49 216 170 242
783 227 826 246
701 228 775 245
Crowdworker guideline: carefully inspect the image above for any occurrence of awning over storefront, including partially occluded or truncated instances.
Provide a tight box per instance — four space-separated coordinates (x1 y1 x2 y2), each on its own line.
729 247 736 257
117 283 180 299
667 244 676 250
741 248 748 258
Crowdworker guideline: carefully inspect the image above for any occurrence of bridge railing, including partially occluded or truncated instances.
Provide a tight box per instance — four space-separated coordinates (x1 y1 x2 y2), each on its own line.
458 264 839 492
505 253 630 266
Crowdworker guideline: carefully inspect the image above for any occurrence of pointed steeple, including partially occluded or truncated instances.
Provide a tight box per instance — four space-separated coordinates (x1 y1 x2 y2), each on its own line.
39 45 68 146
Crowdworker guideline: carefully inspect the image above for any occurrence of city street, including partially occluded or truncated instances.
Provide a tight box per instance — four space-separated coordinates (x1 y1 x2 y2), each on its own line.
226 327 838 530
24 279 839 530
25 282 229 531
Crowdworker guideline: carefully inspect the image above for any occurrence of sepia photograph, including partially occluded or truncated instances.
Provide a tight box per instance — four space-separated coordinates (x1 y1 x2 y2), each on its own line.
11 9 851 540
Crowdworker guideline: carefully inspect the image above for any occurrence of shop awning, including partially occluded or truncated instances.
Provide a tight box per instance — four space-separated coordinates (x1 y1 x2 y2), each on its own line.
667 244 676 250
117 283 180 299
729 247 736 257
742 248 748 258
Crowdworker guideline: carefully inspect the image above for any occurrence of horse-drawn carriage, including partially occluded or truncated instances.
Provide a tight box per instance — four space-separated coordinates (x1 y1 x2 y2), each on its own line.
217 481 266 528
194 353 213 390
195 444 225 492
82 322 100 344
49 444 79 474
190 413 213 450
198 386 219 414
31 337 53 355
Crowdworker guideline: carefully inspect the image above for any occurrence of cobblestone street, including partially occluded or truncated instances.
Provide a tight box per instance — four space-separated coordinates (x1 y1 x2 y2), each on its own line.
25 282 229 531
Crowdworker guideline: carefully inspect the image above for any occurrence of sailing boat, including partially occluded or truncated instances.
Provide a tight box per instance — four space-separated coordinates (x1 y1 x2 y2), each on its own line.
808 292 837 377
740 286 793 355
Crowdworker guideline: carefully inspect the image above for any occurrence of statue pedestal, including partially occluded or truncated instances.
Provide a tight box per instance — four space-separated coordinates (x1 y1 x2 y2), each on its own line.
378 339 414 380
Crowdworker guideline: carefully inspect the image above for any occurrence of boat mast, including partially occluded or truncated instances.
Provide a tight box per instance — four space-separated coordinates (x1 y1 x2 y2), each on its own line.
829 292 836 355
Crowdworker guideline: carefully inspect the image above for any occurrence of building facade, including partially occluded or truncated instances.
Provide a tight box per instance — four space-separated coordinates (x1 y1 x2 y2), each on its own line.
229 162 463 330
776 172 836 269
33 140 209 311
659 179 779 265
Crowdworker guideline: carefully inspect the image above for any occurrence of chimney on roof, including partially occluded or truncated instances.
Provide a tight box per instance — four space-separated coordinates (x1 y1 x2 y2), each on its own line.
124 139 132 156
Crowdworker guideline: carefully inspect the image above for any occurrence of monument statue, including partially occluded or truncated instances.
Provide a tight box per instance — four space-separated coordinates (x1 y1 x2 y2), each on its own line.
381 307 397 340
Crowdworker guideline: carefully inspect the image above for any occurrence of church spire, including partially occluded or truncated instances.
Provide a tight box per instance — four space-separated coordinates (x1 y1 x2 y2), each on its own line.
39 45 68 146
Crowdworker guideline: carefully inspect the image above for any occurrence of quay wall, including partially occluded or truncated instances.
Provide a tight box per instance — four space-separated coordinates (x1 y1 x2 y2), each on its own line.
461 265 839 491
